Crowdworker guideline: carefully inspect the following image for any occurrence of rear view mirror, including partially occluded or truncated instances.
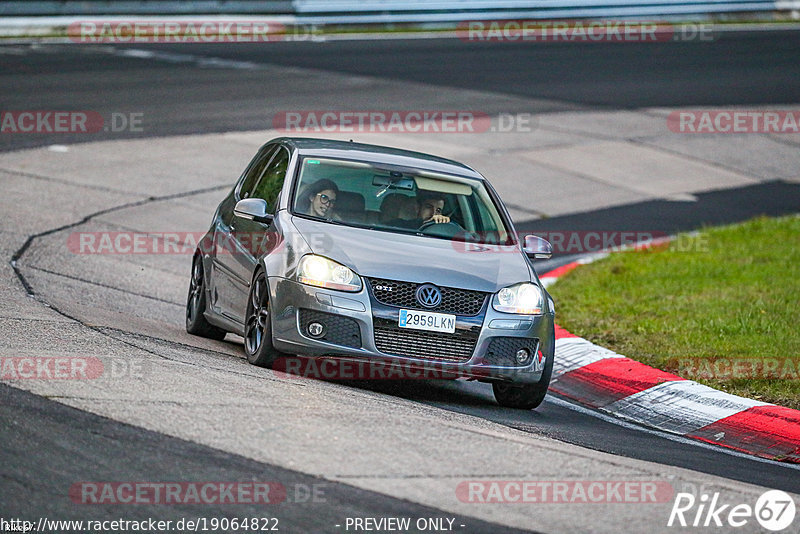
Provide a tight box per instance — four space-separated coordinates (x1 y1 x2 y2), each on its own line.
373 175 415 191
234 198 273 224
523 235 552 260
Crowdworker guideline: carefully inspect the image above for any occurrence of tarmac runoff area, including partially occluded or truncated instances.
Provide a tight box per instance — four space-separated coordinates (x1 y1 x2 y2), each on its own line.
1 108 800 533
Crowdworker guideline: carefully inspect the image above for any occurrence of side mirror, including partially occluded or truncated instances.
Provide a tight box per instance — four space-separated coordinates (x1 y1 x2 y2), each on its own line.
234 198 273 224
523 235 552 260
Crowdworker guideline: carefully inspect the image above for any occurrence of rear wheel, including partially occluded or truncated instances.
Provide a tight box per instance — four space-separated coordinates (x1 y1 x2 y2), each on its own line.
492 351 553 410
244 272 281 368
186 255 227 341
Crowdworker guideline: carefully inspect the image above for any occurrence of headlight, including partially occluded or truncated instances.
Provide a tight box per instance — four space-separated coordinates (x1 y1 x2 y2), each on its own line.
297 255 362 292
492 283 544 315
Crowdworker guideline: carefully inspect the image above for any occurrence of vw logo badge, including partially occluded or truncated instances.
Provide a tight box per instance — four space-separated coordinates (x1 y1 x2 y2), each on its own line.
415 284 442 308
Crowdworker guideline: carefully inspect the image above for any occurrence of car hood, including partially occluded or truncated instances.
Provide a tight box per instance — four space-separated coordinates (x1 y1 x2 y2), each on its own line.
291 217 533 293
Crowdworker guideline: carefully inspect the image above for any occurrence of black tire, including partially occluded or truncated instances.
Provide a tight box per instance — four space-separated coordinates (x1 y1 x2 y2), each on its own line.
244 271 281 368
186 254 227 341
492 349 554 410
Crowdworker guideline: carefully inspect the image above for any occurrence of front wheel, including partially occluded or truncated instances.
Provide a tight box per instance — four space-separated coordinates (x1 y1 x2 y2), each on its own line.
244 272 282 368
492 351 553 410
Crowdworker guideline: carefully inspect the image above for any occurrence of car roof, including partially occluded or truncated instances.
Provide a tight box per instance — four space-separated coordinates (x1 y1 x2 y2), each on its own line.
272 137 484 180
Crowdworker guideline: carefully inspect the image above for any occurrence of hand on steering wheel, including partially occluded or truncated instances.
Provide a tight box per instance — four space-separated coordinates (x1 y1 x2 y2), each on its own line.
417 218 464 237
417 220 437 232
417 214 450 230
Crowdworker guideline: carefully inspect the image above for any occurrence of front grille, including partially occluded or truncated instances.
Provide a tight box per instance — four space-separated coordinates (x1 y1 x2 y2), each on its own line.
484 337 539 367
373 327 476 363
367 278 487 316
299 309 361 348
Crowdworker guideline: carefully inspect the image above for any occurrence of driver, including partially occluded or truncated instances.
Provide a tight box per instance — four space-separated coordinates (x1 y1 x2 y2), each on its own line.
387 193 450 229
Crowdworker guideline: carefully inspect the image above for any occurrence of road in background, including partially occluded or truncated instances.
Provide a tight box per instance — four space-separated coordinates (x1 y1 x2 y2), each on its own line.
2 32 799 532
2 30 799 152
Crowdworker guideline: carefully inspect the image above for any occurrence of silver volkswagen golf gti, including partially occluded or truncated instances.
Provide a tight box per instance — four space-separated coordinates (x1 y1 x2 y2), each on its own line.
187 138 556 409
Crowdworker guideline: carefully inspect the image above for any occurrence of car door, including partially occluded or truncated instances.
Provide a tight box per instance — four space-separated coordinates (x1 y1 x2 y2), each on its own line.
211 144 277 321
219 145 291 323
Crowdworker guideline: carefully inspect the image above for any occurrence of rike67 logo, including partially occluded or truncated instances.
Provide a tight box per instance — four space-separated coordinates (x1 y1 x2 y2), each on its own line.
668 489 796 531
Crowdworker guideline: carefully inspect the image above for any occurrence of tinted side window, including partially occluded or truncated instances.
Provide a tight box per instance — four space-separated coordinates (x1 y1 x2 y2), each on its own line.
251 147 290 212
239 145 277 200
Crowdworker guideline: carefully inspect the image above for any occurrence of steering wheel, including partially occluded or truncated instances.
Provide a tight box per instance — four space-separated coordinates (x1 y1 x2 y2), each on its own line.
417 220 464 238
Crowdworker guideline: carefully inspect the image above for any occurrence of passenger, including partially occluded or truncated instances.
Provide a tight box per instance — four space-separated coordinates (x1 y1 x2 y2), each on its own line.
379 193 415 223
397 195 419 221
299 179 339 219
378 193 405 222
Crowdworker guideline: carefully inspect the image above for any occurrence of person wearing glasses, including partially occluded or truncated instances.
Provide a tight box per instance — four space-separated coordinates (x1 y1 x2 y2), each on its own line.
300 179 339 219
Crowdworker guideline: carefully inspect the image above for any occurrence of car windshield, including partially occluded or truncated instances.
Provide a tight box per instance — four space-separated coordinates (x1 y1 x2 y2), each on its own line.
291 156 514 245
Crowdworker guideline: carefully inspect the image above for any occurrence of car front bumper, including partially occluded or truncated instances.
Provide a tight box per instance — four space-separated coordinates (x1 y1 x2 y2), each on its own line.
268 278 554 384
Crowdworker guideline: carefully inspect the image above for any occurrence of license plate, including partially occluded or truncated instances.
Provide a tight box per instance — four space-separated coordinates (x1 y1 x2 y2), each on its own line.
398 309 456 334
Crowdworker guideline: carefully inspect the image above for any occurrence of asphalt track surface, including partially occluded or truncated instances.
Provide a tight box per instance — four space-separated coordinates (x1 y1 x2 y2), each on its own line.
2 30 800 151
2 32 800 531
0 383 531 533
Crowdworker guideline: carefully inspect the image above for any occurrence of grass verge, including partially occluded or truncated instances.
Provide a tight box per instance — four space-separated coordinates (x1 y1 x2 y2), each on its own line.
548 214 800 410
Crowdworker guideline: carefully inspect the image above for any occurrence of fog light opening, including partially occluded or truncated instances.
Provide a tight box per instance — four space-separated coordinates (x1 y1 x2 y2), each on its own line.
515 348 531 365
307 322 325 339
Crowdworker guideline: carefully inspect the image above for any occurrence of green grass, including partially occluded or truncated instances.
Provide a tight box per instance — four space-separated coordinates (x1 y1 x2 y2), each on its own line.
549 215 800 409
